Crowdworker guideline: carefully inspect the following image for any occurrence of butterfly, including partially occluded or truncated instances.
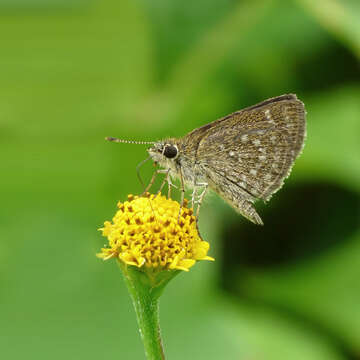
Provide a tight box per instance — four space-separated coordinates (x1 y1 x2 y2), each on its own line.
107 94 306 225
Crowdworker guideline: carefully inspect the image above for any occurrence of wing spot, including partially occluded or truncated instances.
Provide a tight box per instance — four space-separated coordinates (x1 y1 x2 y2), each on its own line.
250 169 257 176
252 139 261 146
241 134 248 143
229 151 235 157
264 173 272 181
264 109 274 123
265 110 275 124
259 155 266 161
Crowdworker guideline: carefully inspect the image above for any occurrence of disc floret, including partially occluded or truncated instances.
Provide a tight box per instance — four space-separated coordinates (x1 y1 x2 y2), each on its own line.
97 193 214 271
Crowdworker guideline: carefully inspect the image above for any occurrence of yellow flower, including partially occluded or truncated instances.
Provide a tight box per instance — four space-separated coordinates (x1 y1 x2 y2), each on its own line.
97 193 214 271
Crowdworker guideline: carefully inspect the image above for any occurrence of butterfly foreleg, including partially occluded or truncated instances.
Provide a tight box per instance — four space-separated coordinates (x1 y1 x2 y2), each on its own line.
142 169 169 196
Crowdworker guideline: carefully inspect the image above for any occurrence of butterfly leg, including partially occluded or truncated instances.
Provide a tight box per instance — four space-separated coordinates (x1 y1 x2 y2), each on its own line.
189 182 208 238
156 169 171 196
141 169 158 195
177 167 186 223
191 188 196 209
142 169 168 196
191 163 202 208
149 169 178 198
166 174 178 198
195 183 208 218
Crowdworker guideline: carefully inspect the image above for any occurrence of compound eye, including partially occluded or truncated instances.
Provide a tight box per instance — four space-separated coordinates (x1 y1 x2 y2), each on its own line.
163 144 178 159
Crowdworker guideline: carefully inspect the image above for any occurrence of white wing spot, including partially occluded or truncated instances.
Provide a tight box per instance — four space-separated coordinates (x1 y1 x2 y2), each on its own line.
250 169 257 176
259 155 266 161
241 174 247 181
265 109 271 120
252 139 261 146
229 151 235 157
265 109 275 124
258 147 265 153
264 173 272 181
241 134 248 143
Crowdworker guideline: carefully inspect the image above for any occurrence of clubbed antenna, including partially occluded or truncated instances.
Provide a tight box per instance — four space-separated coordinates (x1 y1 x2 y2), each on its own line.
105 137 155 145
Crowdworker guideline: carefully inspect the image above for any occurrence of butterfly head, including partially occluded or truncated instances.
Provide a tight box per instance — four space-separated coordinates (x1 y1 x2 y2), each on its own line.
147 139 180 166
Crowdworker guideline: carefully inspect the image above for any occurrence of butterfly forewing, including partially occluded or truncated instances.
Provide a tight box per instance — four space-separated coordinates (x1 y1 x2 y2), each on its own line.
195 94 306 203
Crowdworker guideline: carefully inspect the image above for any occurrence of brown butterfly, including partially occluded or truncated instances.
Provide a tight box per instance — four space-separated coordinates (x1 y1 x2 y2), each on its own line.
107 94 306 225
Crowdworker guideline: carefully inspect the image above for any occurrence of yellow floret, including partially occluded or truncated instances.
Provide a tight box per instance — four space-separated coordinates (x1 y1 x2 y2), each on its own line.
97 193 214 271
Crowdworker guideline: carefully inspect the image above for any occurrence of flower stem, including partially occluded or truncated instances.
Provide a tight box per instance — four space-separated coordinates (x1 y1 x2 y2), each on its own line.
121 264 174 360
130 286 164 359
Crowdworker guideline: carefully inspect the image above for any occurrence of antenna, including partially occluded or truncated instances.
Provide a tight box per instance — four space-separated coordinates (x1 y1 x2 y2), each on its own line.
105 137 155 145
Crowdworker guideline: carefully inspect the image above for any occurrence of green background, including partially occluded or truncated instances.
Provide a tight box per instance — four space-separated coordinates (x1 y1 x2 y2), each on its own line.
1 0 359 359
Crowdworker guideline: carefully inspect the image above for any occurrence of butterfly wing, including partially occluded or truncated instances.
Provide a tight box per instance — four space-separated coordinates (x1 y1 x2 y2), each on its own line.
194 94 306 223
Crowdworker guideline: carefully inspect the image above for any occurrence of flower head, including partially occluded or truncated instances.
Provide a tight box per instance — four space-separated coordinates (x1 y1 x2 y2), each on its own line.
97 193 214 271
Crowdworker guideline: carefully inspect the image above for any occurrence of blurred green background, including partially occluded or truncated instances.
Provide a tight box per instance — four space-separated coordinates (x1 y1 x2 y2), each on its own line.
1 0 359 359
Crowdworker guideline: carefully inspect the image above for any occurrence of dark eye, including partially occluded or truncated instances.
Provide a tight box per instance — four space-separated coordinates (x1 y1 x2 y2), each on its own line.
163 145 178 159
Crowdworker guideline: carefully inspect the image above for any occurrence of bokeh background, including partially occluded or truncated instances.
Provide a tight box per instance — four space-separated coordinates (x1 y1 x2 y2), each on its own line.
1 0 359 359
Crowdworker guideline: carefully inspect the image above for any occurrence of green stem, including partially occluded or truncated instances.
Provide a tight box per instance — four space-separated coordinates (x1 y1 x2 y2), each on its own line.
128 282 164 360
120 264 178 360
